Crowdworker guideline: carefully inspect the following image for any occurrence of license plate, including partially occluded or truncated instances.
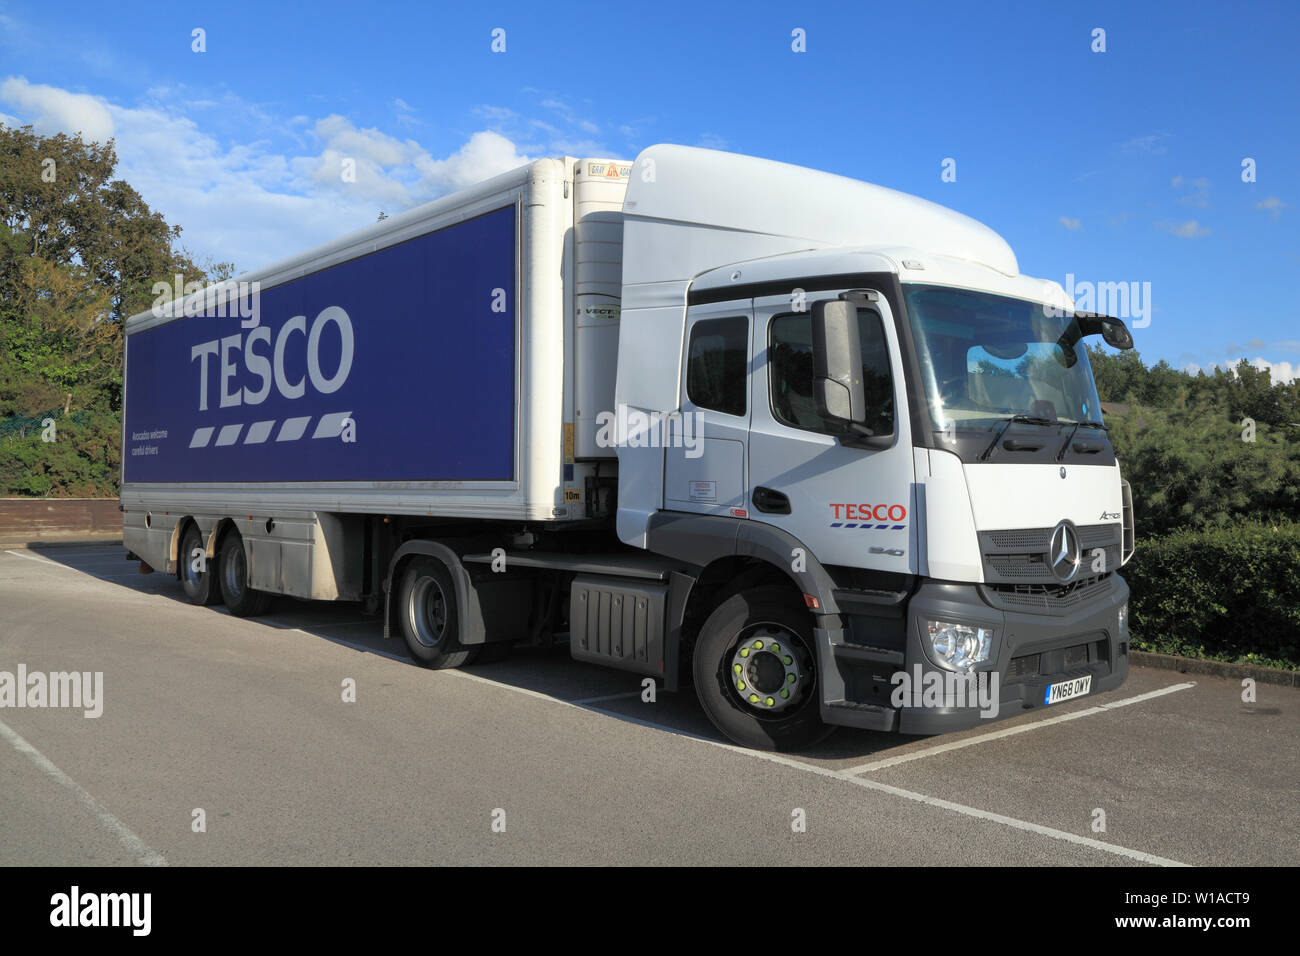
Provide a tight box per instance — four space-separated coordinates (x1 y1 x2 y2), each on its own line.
1043 675 1092 705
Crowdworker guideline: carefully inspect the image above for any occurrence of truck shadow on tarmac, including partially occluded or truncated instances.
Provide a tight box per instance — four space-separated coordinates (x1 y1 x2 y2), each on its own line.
29 542 916 762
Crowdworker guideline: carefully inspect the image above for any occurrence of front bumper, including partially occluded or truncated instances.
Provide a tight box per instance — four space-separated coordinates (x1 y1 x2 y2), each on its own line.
817 574 1130 734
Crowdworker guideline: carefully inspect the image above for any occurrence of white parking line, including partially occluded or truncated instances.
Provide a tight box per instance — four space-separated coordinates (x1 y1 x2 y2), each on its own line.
0 718 167 867
842 683 1197 775
0 554 150 582
14 547 126 556
267 619 376 631
440 668 1188 866
298 633 409 664
571 690 645 705
4 548 61 566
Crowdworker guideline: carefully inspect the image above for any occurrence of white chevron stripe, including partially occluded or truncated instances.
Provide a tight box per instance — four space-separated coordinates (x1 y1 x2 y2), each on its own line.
244 420 275 444
276 417 311 441
312 411 353 439
189 427 214 448
215 424 243 446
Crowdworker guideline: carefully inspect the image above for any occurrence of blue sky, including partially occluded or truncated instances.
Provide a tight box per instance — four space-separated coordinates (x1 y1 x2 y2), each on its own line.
1 0 1297 380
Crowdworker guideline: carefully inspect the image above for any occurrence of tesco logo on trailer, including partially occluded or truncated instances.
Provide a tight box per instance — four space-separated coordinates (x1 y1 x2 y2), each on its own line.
189 306 355 412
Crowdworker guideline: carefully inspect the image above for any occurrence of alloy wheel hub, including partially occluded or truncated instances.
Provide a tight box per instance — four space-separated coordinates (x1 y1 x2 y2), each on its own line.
729 630 806 713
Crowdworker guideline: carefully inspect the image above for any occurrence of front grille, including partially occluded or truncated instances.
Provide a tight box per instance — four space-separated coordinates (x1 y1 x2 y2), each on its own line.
1005 638 1108 684
981 573 1114 613
979 523 1123 585
1063 643 1090 668
1006 653 1041 682
988 529 1050 550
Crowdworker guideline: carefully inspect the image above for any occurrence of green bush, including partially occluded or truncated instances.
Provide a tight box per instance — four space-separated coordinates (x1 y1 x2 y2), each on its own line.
0 408 121 497
1123 521 1300 669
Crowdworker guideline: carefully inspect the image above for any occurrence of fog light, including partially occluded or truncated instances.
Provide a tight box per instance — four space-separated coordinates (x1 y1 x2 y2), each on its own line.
926 620 993 671
1118 601 1129 637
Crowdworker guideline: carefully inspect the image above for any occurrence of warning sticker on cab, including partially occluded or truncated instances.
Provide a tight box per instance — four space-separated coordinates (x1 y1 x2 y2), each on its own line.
688 480 716 503
587 162 631 179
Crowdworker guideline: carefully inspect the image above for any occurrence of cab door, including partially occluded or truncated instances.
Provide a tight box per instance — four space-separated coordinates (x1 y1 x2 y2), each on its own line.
747 289 917 574
663 299 752 516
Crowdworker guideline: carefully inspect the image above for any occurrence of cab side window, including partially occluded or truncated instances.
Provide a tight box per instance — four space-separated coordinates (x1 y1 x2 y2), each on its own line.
686 316 748 416
769 307 894 437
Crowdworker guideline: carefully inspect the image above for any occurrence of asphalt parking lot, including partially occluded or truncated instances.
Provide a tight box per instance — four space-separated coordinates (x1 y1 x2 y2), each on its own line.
1 542 1296 866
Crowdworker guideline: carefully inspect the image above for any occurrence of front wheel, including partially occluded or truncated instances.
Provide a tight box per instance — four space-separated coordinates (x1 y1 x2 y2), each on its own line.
692 586 834 751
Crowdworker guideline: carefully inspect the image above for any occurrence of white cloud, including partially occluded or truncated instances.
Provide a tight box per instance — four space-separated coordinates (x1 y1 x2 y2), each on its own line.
1160 219 1210 239
1059 216 1081 230
1182 357 1297 384
0 77 552 272
1257 196 1287 219
1119 133 1169 155
413 130 533 193
1247 357 1296 383
0 75 114 143
1173 176 1210 207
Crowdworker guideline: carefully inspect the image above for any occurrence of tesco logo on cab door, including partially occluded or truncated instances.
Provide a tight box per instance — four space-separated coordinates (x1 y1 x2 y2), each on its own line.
830 503 907 522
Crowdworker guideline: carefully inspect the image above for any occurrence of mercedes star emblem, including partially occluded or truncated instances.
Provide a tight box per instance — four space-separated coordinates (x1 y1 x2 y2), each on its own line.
1049 520 1082 582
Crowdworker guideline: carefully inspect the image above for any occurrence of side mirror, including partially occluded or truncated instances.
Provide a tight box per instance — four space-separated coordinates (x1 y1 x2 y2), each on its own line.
811 299 866 424
1073 312 1134 350
1100 316 1134 350
1056 312 1135 368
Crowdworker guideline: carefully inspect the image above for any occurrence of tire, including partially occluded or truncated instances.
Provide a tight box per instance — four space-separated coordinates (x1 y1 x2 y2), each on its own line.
397 557 479 668
179 523 220 606
217 532 273 617
692 586 835 751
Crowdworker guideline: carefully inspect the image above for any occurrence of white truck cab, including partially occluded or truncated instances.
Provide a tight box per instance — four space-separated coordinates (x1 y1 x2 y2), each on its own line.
609 146 1135 744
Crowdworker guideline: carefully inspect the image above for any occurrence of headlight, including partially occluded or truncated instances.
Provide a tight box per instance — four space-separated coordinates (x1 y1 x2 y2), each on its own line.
926 620 993 671
1118 601 1129 637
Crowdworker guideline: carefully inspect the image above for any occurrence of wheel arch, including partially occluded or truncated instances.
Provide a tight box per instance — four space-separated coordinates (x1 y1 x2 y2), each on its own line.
384 541 488 645
172 516 224 578
645 512 842 617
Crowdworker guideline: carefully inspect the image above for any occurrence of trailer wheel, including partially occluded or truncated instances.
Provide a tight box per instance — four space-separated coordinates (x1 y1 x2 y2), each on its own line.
692 586 834 751
398 558 479 668
179 524 220 606
217 532 273 617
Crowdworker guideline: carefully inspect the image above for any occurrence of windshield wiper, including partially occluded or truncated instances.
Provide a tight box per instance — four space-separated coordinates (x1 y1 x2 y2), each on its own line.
1057 420 1109 459
979 415 1057 461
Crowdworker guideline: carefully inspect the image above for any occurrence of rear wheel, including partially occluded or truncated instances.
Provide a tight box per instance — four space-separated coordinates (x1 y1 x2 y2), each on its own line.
397 558 479 668
217 532 273 617
179 523 219 606
692 586 834 751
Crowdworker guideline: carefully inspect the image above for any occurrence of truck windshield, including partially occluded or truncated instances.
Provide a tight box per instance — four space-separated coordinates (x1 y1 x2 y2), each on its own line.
903 284 1104 436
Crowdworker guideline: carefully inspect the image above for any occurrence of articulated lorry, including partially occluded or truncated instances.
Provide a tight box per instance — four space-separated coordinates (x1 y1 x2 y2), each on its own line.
121 145 1136 750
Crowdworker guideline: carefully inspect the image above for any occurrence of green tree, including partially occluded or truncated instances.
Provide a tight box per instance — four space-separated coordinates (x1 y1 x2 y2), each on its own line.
1108 389 1300 537
0 123 234 496
0 123 232 418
